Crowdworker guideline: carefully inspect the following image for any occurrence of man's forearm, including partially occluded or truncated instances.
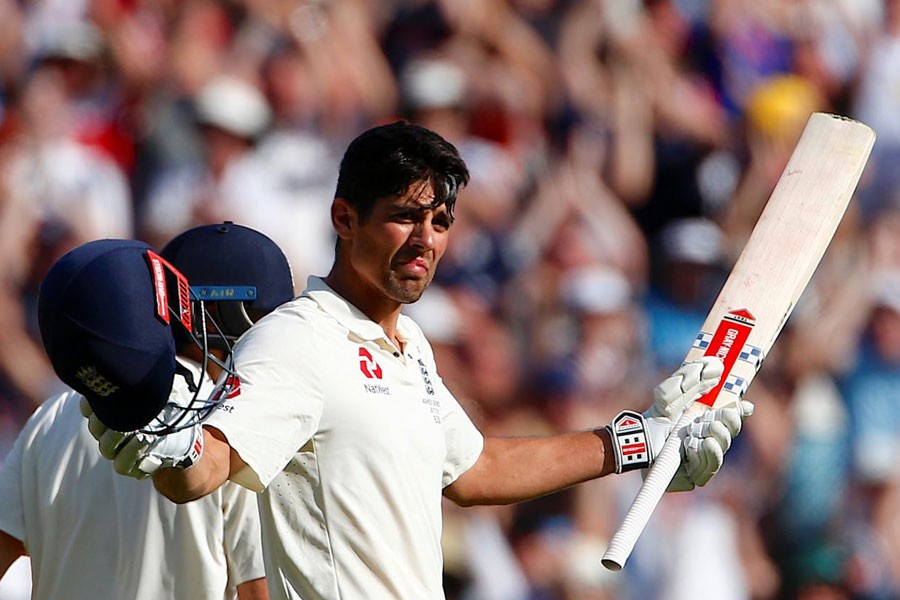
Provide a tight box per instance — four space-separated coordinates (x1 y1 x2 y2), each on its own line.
153 427 233 503
444 430 615 506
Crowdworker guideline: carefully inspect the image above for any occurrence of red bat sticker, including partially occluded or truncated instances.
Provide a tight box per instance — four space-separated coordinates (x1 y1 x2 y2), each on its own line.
697 308 755 407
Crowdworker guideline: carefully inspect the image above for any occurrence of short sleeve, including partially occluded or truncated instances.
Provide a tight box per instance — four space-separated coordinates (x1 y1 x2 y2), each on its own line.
205 311 324 491
440 387 484 487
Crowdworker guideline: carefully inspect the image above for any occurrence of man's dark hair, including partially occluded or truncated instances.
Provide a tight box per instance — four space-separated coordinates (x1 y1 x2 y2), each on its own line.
334 121 470 223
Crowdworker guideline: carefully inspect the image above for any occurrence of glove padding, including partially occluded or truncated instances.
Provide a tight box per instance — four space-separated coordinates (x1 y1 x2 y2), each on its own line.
644 356 725 464
109 421 203 479
648 356 725 421
80 396 130 460
665 400 755 491
80 373 205 480
607 357 724 473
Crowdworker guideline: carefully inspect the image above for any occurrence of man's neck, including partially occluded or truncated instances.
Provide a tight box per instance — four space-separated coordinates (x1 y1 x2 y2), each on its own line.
323 271 403 342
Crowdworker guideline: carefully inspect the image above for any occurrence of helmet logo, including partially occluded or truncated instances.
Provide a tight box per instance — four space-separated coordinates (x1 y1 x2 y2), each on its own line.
75 365 120 397
145 250 192 331
359 347 383 379
147 252 169 323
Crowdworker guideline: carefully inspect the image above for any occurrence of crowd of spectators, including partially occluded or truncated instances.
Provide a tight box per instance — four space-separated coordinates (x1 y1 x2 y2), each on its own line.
1 0 900 598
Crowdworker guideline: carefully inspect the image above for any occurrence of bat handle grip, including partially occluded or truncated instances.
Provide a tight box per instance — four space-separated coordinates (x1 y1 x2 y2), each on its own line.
600 403 703 571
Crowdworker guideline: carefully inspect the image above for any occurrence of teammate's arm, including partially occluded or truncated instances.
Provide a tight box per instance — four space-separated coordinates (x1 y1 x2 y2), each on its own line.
151 426 245 503
83 393 248 503
222 478 268 599
0 530 25 579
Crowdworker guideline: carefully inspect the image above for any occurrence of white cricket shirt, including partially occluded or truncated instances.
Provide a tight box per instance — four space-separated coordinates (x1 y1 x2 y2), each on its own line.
0 383 265 599
205 276 485 600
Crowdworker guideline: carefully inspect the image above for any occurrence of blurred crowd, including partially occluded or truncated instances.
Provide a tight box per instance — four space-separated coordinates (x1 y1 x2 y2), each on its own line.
1 0 900 598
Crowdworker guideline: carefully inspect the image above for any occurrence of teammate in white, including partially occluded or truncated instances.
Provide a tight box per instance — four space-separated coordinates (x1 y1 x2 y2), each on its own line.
89 122 753 600
0 223 295 600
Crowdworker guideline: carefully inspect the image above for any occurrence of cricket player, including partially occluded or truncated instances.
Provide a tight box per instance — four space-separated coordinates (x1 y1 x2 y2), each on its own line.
88 122 753 599
0 222 294 599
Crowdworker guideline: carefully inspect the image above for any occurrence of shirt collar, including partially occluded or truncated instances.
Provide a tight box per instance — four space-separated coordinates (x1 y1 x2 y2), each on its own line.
302 276 413 345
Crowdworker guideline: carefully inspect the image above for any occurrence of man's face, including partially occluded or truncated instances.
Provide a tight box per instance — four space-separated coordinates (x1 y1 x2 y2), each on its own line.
349 180 452 304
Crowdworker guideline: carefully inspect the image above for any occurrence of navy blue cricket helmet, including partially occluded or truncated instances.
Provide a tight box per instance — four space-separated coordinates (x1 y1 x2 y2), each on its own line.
160 221 294 347
38 239 179 431
38 223 294 433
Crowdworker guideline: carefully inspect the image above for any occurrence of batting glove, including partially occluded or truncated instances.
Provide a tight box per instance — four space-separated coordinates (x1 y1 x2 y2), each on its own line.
80 374 205 480
80 396 130 460
110 420 204 479
667 400 754 491
606 357 723 473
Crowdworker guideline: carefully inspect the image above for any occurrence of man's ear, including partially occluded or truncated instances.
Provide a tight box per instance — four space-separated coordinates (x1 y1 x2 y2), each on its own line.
331 198 356 241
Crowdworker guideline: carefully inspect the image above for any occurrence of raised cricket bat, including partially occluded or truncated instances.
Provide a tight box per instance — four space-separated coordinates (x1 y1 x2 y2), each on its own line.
601 112 876 571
